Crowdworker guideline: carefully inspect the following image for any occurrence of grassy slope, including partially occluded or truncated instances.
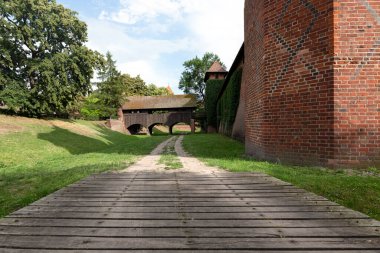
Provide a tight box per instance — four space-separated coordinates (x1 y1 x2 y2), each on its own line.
183 134 380 220
0 115 168 217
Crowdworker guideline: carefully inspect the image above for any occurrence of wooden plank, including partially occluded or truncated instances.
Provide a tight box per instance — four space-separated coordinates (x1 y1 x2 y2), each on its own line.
53 193 318 199
8 210 369 220
60 189 303 194
39 196 328 202
60 188 306 194
18 205 352 213
79 176 273 182
1 226 379 238
2 250 380 253
29 200 340 208
0 235 379 250
1 217 379 228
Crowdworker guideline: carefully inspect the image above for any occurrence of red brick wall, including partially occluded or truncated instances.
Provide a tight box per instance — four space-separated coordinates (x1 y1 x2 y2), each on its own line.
244 0 267 159
333 0 380 167
244 0 380 168
245 0 335 166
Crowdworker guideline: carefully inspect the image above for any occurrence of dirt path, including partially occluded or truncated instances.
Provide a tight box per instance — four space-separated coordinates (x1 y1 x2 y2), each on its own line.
122 135 222 174
121 136 177 172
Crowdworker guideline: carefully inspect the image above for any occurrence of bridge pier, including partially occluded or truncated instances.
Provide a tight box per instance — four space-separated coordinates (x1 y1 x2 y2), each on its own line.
190 119 195 134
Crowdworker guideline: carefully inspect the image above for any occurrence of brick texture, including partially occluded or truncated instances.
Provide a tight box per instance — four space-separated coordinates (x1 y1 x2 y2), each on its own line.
333 0 380 167
244 0 379 168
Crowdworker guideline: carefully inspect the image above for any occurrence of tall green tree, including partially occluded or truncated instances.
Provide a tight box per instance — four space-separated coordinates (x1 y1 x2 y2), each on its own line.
0 0 102 116
96 52 124 117
98 51 119 82
178 52 224 105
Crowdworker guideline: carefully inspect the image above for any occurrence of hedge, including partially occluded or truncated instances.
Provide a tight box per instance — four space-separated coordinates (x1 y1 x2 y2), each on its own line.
205 79 224 129
217 68 243 136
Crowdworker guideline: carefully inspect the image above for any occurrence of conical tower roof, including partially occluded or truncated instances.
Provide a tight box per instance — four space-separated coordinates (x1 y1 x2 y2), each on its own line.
207 61 228 73
205 61 228 82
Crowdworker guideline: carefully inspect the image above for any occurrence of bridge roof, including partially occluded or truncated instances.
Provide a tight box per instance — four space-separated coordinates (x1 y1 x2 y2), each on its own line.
122 95 197 110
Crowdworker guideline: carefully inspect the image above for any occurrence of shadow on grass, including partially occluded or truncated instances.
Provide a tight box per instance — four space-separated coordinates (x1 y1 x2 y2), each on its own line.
37 125 163 155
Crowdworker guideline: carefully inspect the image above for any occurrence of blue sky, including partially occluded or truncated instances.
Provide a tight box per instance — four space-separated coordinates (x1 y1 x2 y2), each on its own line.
57 0 244 94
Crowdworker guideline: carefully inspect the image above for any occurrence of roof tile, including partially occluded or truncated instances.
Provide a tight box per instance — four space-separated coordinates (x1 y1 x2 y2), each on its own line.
122 95 197 110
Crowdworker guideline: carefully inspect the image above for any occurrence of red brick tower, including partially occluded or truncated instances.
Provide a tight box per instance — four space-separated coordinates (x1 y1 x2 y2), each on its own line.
244 0 380 168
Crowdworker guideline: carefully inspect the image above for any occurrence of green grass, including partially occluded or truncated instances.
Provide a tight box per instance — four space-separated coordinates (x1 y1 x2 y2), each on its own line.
158 137 183 170
183 134 380 220
0 115 168 217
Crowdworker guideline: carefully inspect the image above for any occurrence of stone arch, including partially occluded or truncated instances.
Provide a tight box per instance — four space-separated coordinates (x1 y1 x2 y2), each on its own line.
148 123 165 135
127 124 145 135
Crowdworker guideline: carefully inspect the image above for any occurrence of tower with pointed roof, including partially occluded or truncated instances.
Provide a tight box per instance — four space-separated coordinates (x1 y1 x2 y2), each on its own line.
204 61 228 82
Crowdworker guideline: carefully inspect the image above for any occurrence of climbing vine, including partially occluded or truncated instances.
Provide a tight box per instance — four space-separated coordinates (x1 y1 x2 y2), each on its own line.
205 79 224 129
217 68 242 135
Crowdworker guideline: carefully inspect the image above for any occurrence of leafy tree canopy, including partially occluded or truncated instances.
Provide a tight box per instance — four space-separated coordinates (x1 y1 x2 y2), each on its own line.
0 0 102 116
178 52 224 105
85 52 171 119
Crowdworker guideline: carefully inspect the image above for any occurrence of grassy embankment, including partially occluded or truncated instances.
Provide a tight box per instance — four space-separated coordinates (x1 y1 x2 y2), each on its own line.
0 115 168 217
183 134 380 220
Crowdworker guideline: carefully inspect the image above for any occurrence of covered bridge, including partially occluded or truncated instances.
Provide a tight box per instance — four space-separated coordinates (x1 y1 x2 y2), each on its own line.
121 95 197 135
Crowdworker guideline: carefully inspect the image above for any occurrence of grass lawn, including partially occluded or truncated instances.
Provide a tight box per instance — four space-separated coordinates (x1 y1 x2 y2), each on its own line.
0 115 168 218
183 134 380 220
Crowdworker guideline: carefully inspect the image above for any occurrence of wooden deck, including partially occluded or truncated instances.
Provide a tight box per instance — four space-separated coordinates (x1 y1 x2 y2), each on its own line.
0 171 379 252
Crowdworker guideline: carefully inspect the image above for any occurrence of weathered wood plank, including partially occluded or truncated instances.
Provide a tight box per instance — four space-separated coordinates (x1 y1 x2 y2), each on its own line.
18 205 351 213
39 196 328 202
1 218 378 228
1 226 379 238
9 210 369 220
2 250 380 253
0 236 379 250
52 193 320 199
29 200 340 207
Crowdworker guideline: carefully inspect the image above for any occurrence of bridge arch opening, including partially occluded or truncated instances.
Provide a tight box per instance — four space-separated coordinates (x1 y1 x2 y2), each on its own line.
148 123 167 136
169 122 194 135
127 124 145 135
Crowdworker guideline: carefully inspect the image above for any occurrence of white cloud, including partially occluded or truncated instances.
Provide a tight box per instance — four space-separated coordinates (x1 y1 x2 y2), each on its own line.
183 1 244 67
101 0 184 25
85 18 189 90
86 0 244 93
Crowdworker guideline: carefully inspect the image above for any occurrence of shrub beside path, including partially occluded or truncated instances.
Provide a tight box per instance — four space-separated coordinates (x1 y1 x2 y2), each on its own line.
0 137 379 251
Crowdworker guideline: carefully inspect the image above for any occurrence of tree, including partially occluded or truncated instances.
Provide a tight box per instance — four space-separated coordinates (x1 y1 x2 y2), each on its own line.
121 74 170 97
122 74 147 96
178 52 224 105
145 84 170 96
0 0 102 116
98 51 119 82
96 52 124 117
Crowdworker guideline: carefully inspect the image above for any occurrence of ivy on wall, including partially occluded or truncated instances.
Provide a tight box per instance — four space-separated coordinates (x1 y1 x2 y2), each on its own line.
205 79 224 129
217 68 243 136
